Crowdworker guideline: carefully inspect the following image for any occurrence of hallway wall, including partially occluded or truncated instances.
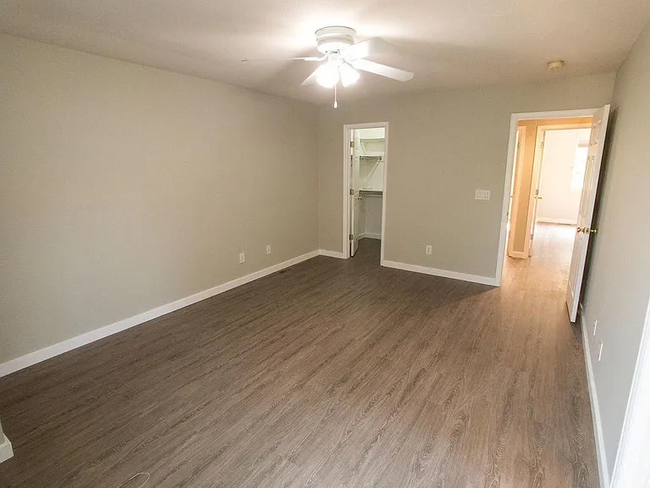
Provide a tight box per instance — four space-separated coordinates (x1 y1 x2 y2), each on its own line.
582 20 650 478
537 128 591 225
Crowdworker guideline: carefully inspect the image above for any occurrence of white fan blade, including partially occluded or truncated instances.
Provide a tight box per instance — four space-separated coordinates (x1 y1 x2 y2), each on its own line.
344 37 394 60
241 55 324 63
301 65 323 86
350 59 414 81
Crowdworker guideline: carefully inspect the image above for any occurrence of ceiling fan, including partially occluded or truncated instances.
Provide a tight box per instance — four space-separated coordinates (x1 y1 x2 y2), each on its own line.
298 26 414 87
244 26 414 107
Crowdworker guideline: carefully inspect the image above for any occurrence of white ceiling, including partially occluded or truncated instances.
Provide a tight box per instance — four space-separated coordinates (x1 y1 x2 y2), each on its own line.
1 0 649 104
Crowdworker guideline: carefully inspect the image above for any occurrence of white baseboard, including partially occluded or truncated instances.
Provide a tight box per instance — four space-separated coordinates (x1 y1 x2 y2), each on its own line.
359 233 381 240
0 434 13 464
0 250 320 378
580 310 610 488
537 218 577 225
319 249 345 259
381 260 498 286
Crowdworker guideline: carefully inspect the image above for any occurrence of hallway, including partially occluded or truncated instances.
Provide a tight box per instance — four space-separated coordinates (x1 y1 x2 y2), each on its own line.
503 222 577 287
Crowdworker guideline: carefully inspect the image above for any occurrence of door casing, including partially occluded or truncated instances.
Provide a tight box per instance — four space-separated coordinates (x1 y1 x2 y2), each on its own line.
496 108 600 284
342 122 389 260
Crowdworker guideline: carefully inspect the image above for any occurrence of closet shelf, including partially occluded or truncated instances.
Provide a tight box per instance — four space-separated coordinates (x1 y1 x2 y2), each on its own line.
360 189 383 196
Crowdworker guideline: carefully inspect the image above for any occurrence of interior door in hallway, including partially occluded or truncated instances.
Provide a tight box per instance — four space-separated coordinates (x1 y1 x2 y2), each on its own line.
528 128 547 255
566 104 611 322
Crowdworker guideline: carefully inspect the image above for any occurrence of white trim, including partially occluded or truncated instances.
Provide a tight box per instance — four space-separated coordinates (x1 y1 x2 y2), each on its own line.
0 434 13 464
381 259 498 286
496 108 599 286
611 298 650 488
359 233 381 240
536 218 577 225
0 250 320 378
380 125 389 263
342 122 389 261
319 249 346 259
580 310 610 488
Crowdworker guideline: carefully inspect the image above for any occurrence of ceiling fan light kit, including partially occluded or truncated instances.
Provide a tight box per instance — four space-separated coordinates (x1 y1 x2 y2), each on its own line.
315 58 360 88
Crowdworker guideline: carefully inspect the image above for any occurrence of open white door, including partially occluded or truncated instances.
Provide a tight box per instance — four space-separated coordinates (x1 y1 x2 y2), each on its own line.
527 128 547 256
349 130 361 257
352 190 361 256
507 127 524 257
566 104 610 322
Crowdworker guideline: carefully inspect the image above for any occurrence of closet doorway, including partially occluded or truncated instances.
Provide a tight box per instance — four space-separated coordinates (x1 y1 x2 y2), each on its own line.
342 122 388 260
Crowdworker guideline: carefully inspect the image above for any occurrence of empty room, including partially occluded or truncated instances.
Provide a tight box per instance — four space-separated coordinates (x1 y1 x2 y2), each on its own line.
1 1 650 487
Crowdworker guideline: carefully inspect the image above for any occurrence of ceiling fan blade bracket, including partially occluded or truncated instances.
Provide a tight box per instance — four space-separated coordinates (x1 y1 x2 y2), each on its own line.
241 54 326 63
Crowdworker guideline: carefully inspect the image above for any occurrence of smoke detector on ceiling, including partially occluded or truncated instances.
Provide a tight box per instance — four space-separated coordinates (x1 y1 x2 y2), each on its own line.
547 60 566 71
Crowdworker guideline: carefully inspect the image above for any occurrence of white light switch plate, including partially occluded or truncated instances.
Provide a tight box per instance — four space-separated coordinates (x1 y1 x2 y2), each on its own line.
475 189 491 200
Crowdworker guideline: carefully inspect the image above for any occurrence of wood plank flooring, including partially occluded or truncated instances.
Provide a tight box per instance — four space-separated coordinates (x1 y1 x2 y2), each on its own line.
0 224 598 487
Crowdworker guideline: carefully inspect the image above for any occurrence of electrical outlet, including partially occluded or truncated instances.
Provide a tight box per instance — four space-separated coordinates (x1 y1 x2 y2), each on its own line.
598 341 604 361
239 252 246 264
266 244 272 255
475 189 491 200
425 245 432 255
593 319 598 336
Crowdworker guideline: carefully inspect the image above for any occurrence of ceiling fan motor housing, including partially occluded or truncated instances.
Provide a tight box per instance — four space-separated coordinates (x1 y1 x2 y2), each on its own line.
315 26 356 54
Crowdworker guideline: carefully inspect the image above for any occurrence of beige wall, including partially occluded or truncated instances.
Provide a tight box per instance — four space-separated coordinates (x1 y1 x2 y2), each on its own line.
318 74 615 277
0 35 319 365
582 21 650 475
362 195 383 238
537 128 591 224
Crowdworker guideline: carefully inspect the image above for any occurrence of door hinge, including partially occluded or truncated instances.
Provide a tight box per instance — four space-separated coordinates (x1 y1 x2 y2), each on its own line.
350 188 354 195
349 234 354 241
350 141 354 148
539 141 545 149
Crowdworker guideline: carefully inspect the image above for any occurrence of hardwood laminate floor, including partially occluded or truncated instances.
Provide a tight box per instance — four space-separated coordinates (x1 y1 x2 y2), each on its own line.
0 224 598 487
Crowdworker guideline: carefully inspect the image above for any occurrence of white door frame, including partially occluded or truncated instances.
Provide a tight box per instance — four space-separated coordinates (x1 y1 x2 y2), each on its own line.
496 108 599 284
342 121 389 260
